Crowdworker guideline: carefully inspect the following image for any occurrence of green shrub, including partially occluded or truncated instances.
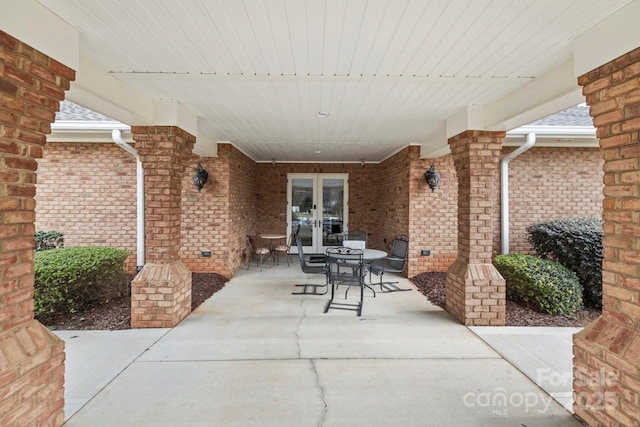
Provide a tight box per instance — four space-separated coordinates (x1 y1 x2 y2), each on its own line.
35 231 64 251
527 217 602 308
494 253 583 315
35 246 129 322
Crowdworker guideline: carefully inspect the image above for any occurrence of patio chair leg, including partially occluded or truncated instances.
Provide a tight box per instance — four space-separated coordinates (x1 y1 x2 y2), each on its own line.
292 283 328 295
369 271 411 293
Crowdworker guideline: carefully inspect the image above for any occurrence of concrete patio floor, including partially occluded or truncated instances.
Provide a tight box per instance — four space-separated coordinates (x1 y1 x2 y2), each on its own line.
56 264 583 426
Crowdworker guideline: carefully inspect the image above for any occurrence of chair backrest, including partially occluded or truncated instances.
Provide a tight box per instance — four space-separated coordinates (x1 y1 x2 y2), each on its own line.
286 232 295 250
296 234 326 274
389 235 409 270
325 247 364 282
343 230 367 244
295 234 306 268
342 240 365 250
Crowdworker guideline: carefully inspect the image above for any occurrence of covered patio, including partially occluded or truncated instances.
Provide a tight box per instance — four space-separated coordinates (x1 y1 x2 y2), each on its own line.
59 265 580 426
1 1 640 425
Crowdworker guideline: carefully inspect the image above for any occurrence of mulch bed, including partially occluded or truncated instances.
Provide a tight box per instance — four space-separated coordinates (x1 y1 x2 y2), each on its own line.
410 272 601 327
47 271 600 330
46 272 228 331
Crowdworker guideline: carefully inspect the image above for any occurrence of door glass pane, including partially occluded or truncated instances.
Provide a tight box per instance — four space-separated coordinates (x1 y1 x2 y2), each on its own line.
291 179 314 246
322 178 345 247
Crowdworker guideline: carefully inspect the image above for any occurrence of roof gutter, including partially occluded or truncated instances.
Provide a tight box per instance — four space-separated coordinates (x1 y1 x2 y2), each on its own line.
501 133 536 255
112 129 145 271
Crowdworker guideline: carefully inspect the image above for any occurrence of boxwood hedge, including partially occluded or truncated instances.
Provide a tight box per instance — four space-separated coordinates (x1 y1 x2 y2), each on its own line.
494 253 583 315
526 217 602 308
35 246 129 322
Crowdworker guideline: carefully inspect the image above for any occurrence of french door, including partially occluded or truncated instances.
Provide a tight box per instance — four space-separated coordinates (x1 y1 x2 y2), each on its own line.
288 173 349 254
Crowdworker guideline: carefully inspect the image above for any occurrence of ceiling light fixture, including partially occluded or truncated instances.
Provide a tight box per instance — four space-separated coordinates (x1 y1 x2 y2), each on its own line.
314 149 322 154
315 112 329 118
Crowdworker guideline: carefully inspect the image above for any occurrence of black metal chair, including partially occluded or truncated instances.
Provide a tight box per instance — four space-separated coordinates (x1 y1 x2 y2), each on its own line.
292 234 327 295
368 235 412 293
342 230 367 245
326 223 343 243
324 247 366 316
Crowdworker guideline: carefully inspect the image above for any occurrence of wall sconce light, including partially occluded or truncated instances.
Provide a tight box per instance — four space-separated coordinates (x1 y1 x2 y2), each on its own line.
424 164 440 192
360 159 366 167
192 163 208 192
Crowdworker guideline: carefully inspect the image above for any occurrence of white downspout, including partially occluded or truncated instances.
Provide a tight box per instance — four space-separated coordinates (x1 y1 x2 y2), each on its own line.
112 129 145 272
501 132 536 255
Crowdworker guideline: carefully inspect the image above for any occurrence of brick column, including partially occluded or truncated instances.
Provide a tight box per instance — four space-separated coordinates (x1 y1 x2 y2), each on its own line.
573 47 640 426
130 126 195 328
445 131 506 326
0 31 74 426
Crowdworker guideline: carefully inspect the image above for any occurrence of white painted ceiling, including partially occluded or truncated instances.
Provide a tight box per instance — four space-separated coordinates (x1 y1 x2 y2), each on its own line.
38 0 631 162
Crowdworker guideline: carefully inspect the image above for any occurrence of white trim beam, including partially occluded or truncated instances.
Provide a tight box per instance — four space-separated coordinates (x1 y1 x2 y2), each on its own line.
152 99 198 138
0 0 79 70
574 0 640 78
68 57 154 126
482 60 583 132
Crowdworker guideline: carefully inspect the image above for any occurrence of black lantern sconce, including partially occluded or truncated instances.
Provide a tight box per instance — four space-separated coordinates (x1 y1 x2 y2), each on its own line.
192 163 209 192
424 164 441 192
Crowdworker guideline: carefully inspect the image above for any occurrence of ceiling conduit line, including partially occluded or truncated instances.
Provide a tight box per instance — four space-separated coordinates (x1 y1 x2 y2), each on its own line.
501 132 536 255
112 129 145 272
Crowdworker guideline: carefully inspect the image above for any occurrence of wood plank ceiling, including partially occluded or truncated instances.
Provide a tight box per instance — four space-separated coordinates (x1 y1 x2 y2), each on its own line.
40 0 630 162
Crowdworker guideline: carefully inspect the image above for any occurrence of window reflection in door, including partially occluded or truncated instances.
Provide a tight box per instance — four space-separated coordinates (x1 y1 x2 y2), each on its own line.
322 179 344 246
291 179 313 246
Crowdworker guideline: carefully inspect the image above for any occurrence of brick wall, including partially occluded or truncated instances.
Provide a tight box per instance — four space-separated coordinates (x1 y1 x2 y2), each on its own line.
375 149 410 255
573 46 640 427
228 145 257 274
34 142 605 279
409 147 458 275
181 143 258 276
503 147 604 254
35 142 138 271
181 154 231 275
0 29 74 427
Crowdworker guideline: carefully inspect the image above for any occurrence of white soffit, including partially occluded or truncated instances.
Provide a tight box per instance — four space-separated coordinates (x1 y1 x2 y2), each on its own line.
0 0 79 70
574 0 640 78
33 0 634 162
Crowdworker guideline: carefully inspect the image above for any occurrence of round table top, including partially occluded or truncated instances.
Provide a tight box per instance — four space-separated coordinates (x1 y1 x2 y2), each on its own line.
260 233 287 239
363 249 387 261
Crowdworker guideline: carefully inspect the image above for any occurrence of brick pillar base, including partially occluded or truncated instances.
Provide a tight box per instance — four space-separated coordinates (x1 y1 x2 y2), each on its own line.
445 130 506 326
0 321 65 426
573 319 640 426
572 47 640 426
446 259 506 326
131 261 192 328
